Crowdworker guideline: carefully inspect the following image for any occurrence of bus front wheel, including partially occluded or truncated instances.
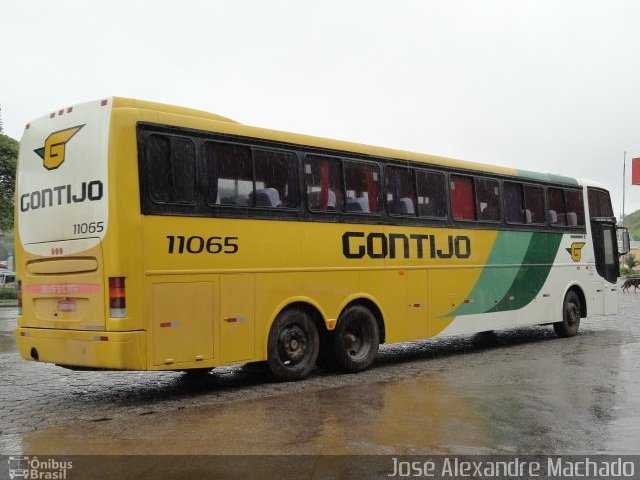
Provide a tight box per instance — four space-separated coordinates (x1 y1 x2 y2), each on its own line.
554 290 581 338
332 305 379 373
267 308 319 381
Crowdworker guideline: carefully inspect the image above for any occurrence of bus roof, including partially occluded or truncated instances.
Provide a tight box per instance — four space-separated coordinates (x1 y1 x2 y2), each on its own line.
112 97 579 186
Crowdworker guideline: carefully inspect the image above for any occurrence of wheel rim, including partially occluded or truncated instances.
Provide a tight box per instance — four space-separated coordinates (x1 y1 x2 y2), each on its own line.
566 302 580 326
277 324 308 366
341 321 368 360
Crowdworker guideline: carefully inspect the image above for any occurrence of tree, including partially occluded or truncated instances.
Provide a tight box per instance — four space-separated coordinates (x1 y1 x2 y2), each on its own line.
624 253 640 275
0 132 18 231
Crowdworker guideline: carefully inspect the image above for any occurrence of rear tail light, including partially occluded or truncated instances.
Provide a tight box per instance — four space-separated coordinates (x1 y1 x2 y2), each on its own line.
109 277 126 318
17 280 22 314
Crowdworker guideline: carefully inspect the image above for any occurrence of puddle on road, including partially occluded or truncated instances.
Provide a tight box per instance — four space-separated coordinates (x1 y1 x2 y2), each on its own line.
21 374 491 455
11 308 640 456
0 310 18 354
0 332 17 354
20 342 636 456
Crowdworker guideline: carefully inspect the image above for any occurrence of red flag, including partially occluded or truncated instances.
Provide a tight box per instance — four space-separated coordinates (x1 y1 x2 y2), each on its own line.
633 158 640 185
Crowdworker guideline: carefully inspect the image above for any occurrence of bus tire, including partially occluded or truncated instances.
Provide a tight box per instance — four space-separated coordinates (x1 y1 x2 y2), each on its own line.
267 308 319 381
332 305 379 373
554 290 581 338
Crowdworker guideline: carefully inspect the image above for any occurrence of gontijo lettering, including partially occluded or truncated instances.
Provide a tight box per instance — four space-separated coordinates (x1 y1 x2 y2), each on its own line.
20 180 104 212
342 231 471 259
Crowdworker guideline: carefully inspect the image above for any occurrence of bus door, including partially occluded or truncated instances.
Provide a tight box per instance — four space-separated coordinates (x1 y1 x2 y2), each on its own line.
590 220 619 315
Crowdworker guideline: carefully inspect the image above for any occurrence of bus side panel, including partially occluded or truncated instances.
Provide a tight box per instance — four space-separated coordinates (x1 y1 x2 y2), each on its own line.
149 280 214 368
219 274 255 364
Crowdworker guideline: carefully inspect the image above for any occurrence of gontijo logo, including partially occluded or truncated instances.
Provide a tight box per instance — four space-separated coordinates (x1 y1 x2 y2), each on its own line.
566 242 586 262
34 124 84 170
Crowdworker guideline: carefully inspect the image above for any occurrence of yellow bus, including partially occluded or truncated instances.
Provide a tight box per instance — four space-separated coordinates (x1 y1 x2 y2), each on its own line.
15 98 629 381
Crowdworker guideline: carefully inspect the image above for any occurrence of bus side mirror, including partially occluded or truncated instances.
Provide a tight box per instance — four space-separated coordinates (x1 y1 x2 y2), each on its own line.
618 227 630 255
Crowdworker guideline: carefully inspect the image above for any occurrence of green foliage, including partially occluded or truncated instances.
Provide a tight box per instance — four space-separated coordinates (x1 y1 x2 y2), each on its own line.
0 230 13 260
623 253 640 274
0 288 16 300
0 133 18 231
623 209 640 241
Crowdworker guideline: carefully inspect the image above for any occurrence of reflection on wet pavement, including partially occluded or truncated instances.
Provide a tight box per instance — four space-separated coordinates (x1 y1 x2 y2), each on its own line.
0 307 18 354
3 296 640 455
20 336 640 455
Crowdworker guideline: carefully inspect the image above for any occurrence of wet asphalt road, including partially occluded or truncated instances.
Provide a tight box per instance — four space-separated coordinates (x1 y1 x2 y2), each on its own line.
1 295 639 456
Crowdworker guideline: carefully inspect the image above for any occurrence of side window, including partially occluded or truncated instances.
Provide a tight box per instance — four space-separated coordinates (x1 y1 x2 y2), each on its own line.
503 182 525 223
548 187 567 226
344 161 381 214
385 166 417 216
587 188 614 218
205 143 299 208
475 178 500 221
147 134 195 204
450 175 475 221
416 170 447 218
204 142 252 206
565 189 585 226
524 185 546 224
305 155 343 211
253 149 299 208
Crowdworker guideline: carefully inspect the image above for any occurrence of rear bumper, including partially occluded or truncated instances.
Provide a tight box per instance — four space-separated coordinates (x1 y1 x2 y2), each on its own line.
15 328 147 370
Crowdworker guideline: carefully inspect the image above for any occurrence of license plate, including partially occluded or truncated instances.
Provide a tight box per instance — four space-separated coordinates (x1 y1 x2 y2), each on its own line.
58 299 76 312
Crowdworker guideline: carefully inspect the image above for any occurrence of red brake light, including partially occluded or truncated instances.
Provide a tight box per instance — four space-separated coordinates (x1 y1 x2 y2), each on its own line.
17 280 22 313
109 277 126 318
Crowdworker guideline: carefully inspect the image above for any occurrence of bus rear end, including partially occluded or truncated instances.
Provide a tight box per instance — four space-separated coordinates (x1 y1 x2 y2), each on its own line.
15 99 145 370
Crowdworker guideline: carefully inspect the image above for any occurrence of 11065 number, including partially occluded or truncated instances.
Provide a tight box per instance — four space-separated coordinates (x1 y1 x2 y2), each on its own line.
73 221 104 235
167 235 239 254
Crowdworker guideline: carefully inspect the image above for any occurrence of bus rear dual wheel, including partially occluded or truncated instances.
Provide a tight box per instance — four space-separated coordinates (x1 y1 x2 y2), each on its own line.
266 305 380 381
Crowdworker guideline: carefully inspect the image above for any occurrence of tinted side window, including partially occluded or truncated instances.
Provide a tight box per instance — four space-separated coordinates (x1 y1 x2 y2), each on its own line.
548 187 567 226
503 182 546 225
344 161 381 214
305 155 344 212
253 149 299 208
204 142 252 206
450 175 475 221
386 166 417 216
565 190 585 226
475 178 500 221
588 188 614 218
504 182 525 223
416 170 447 218
524 185 546 224
147 134 195 204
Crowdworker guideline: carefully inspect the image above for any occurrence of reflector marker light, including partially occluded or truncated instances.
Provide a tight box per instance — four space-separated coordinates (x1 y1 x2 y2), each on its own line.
224 317 246 323
160 321 182 328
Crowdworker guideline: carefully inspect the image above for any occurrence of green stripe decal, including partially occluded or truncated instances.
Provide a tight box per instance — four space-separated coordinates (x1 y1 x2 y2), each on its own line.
516 169 579 186
487 232 563 312
445 231 563 317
